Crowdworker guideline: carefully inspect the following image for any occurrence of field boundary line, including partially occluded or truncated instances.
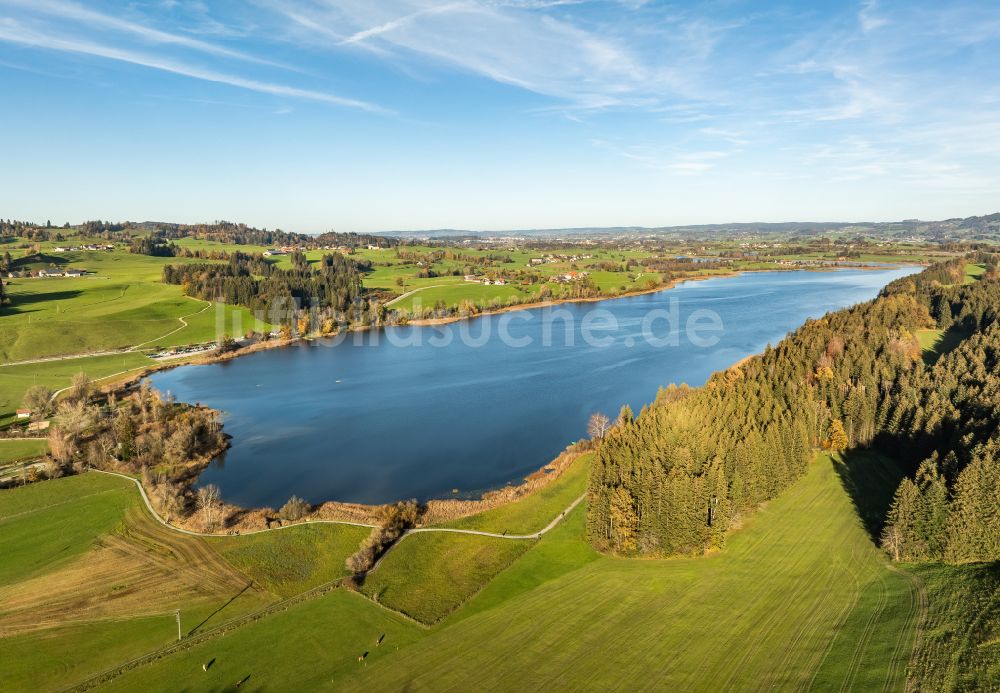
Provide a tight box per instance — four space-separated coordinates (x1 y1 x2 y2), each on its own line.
63 578 351 692
57 475 585 686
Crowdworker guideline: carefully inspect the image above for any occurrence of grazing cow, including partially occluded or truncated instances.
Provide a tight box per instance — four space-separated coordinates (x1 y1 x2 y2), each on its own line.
376 634 385 647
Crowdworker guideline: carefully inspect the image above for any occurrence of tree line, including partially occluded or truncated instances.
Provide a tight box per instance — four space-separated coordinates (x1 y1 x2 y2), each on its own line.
588 253 1000 564
161 251 367 324
152 220 396 249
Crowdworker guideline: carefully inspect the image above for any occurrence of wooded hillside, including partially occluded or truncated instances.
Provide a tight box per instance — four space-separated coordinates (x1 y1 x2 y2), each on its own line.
588 254 1000 563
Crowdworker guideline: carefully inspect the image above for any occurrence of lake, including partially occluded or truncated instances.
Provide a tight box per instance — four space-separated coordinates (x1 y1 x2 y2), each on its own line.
148 267 919 508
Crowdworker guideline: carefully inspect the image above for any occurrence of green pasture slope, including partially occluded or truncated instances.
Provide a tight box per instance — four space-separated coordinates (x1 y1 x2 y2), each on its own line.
0 474 369 691
0 473 135 586
361 533 532 624
0 242 265 423
0 438 48 463
102 453 943 691
209 523 370 599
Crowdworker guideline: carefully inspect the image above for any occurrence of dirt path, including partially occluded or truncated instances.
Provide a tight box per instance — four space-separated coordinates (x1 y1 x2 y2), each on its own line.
90 469 378 535
90 469 584 543
128 297 212 350
384 283 454 307
0 298 211 368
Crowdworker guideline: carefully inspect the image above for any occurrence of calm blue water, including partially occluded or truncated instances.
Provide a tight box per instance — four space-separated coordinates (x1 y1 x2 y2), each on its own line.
148 267 918 507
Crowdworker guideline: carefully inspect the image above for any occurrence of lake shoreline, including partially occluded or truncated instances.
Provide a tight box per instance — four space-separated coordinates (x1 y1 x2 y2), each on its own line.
99 263 920 534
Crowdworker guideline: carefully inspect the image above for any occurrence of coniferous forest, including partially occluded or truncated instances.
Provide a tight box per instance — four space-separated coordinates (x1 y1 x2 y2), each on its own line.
162 251 368 322
588 253 1000 564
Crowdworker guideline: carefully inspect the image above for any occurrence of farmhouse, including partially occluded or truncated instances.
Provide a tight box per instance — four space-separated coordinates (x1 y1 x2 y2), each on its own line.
15 409 30 419
37 268 63 278
64 268 85 277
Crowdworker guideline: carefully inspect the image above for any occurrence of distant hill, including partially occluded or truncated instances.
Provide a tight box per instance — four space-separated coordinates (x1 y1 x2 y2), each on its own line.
375 213 1000 243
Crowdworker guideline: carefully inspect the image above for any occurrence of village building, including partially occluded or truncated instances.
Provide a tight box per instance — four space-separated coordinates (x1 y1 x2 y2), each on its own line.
15 409 30 419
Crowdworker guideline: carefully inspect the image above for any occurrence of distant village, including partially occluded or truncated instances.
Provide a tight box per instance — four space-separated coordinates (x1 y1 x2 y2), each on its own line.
52 243 115 252
7 267 88 279
261 243 382 257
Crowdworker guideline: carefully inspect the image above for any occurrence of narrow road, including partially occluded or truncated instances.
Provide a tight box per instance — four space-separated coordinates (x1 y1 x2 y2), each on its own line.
0 349 129 368
409 493 586 540
62 469 586 690
90 469 377 535
89 468 584 543
0 297 211 367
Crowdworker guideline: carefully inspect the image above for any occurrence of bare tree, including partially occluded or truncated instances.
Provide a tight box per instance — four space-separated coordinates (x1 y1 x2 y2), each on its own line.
68 372 92 403
197 484 222 531
588 412 611 440
48 426 78 465
279 495 311 521
22 385 54 421
881 524 903 562
153 477 186 522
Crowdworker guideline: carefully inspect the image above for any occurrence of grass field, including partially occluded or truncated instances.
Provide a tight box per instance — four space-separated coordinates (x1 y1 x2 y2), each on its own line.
907 562 1000 690
210 523 369 598
0 473 136 586
0 474 365 690
390 282 530 312
96 452 937 691
0 438 48 463
361 533 533 624
101 590 425 692
964 262 986 283
0 352 153 424
916 326 969 364
0 241 268 425
341 453 921 691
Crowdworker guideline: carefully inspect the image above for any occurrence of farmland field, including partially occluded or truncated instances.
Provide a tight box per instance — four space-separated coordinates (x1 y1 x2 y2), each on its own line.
0 473 367 690
90 452 941 691
0 438 48 463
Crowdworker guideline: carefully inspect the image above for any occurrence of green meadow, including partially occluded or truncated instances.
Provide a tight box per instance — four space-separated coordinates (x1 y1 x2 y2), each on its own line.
0 438 48 464
2 451 997 690
0 474 367 691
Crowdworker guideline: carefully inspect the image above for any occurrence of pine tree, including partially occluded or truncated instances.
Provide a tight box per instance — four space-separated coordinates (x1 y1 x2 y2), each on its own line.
915 458 949 561
882 478 921 561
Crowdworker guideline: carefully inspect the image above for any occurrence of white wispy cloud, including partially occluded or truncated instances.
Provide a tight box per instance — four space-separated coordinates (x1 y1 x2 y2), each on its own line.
267 0 727 109
0 18 386 112
0 0 277 66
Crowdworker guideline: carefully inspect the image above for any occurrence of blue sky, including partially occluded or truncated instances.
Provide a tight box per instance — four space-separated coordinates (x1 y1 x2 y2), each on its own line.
1 1 998 233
